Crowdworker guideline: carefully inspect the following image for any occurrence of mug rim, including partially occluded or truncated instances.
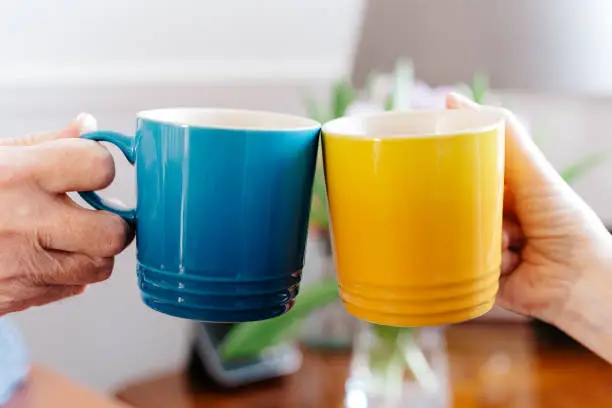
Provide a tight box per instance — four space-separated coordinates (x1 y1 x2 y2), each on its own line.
322 108 505 139
137 107 321 132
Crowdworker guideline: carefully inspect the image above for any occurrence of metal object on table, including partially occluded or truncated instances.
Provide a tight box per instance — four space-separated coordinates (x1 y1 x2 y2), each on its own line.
187 323 302 390
301 234 360 350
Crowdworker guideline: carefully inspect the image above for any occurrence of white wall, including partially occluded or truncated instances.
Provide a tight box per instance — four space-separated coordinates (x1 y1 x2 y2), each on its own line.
498 92 612 224
353 0 612 95
1 0 366 393
0 0 364 85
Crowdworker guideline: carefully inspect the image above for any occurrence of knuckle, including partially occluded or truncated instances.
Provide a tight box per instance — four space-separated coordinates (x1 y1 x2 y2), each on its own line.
59 139 115 189
89 144 115 188
0 165 20 187
0 151 26 187
20 251 51 286
34 285 60 301
61 285 86 299
9 133 39 147
92 257 114 282
31 286 70 306
61 255 87 285
34 226 53 249
27 269 47 287
99 215 128 256
22 133 39 145
9 300 30 313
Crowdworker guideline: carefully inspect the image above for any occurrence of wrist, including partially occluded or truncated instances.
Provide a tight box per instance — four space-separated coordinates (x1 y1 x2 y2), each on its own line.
551 238 612 361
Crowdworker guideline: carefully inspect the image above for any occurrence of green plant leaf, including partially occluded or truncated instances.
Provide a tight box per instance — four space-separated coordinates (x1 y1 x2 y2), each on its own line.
530 132 546 149
384 92 395 111
309 148 329 229
331 79 359 119
303 93 330 123
218 278 340 361
364 70 380 100
560 151 608 184
392 59 414 110
471 72 489 104
309 169 329 229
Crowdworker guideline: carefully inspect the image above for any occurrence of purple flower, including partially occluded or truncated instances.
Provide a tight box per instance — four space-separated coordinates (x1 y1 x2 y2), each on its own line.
345 75 460 114
409 81 457 110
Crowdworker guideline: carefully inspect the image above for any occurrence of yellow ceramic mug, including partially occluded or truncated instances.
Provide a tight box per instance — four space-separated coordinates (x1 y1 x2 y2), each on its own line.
322 109 505 326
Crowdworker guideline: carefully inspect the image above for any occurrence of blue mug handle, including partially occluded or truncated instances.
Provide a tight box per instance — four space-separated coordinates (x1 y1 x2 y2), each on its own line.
78 131 137 224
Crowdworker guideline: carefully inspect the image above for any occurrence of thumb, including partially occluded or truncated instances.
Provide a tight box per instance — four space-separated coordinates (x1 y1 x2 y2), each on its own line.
445 92 564 193
0 113 97 147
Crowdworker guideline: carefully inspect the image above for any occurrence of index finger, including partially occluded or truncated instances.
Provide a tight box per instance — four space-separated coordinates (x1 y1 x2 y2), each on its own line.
0 113 97 147
37 200 133 258
26 138 116 193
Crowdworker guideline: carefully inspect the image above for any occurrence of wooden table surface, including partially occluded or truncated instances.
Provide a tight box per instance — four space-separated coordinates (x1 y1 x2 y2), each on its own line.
115 323 612 408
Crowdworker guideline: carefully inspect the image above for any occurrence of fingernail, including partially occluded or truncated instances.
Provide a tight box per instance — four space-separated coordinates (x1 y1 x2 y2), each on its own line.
448 92 469 103
502 230 510 250
449 92 482 110
75 112 98 135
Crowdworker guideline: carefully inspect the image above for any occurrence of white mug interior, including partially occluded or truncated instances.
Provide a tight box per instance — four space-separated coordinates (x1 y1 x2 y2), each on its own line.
322 108 505 139
137 108 320 132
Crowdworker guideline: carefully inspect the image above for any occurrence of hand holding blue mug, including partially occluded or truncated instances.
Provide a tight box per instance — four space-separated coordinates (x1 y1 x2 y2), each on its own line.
79 109 320 322
0 113 132 316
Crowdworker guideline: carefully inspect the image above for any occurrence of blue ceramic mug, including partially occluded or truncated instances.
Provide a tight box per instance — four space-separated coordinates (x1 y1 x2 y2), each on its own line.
79 108 320 322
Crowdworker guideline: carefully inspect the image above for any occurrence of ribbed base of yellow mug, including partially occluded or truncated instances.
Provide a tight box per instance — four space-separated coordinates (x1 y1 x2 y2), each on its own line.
343 299 495 327
339 267 500 327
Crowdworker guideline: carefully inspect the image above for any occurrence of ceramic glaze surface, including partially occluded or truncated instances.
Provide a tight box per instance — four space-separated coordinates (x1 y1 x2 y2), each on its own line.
80 110 320 322
322 109 505 327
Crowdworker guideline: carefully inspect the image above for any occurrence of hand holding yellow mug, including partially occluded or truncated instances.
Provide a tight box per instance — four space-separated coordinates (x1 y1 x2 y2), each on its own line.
322 109 505 326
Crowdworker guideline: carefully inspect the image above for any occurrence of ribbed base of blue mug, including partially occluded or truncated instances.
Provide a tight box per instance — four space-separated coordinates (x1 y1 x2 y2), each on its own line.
137 263 301 323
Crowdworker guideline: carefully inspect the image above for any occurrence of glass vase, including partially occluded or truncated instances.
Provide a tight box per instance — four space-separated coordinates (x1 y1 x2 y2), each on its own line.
300 232 360 350
345 322 451 408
